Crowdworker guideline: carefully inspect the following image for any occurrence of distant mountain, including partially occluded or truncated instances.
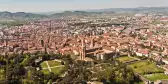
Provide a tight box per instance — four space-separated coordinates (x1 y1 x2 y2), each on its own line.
50 7 168 18
86 7 168 13
0 11 13 18
0 11 48 19
50 11 104 18
0 7 168 20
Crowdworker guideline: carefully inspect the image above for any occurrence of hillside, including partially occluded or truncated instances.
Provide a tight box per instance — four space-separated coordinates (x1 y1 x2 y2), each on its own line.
0 7 168 20
0 11 48 19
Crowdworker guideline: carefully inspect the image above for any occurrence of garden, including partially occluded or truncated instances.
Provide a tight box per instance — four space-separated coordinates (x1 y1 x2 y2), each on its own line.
40 60 66 75
116 56 138 63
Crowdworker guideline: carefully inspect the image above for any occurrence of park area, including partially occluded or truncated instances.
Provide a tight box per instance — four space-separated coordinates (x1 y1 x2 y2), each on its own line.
144 73 168 81
40 60 66 75
128 60 168 81
116 56 138 63
128 60 164 74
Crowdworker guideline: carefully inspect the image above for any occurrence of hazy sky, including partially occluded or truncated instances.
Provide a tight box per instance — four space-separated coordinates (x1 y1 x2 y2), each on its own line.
0 0 167 12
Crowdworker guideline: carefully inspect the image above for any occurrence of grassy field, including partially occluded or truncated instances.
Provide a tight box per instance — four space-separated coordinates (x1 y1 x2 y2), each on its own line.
144 73 168 81
40 61 48 68
51 67 65 75
42 67 65 75
47 60 61 67
116 56 137 63
41 69 50 74
128 60 164 74
40 60 65 75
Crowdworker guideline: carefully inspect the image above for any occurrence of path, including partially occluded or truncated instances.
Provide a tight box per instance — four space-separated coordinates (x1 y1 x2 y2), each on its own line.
42 65 64 70
129 56 140 60
54 59 62 62
46 61 51 72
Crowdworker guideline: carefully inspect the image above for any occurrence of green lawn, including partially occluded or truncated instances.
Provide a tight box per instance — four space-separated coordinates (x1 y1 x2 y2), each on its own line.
42 67 66 75
116 56 137 63
128 60 164 74
47 60 61 67
40 61 48 68
41 69 50 74
51 67 65 75
40 60 66 75
144 73 168 81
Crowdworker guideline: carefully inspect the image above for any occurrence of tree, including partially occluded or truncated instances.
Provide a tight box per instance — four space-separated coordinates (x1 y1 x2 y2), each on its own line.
31 70 44 84
93 60 135 84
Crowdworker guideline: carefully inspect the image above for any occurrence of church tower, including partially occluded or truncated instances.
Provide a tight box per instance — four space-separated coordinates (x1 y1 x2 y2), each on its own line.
80 38 86 60
90 37 94 48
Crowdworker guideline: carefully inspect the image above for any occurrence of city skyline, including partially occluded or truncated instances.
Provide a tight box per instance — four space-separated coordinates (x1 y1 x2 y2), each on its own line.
0 0 167 12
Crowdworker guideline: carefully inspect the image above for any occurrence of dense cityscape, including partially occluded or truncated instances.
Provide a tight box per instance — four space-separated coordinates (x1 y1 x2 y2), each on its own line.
0 0 168 84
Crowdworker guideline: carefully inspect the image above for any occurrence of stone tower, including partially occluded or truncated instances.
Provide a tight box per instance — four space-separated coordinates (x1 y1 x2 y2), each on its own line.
80 38 86 60
90 37 94 48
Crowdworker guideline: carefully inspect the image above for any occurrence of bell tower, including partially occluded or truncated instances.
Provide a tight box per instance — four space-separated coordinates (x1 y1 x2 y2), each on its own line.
90 37 94 48
80 38 86 60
